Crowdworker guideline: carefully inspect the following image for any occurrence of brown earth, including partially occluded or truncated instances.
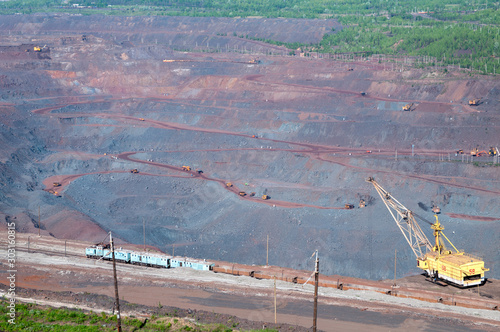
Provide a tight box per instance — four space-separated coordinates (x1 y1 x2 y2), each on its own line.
1 232 500 331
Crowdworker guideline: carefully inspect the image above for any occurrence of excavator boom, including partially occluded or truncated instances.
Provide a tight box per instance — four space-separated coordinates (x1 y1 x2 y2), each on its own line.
367 177 432 259
368 177 488 287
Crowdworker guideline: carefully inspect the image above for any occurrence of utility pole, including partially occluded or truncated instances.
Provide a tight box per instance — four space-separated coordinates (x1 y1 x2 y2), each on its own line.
143 218 146 251
274 276 277 324
266 235 269 266
110 233 122 332
394 249 397 287
313 250 319 332
38 206 41 236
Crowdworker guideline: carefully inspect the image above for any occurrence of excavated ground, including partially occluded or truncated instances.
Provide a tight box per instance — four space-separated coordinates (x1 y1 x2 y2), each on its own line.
1 232 499 331
0 13 499 297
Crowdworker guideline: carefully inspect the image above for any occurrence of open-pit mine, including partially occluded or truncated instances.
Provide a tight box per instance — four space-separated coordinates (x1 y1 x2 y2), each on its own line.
0 13 499 330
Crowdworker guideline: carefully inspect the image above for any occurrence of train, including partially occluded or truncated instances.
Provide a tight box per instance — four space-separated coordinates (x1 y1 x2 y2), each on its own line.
85 245 214 271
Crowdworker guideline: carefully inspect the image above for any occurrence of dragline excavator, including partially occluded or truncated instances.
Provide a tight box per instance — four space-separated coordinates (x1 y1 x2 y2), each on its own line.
367 177 488 287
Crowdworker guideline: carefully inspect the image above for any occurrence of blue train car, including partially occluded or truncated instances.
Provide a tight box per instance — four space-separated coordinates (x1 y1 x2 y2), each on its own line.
131 253 170 268
114 250 131 263
170 257 186 268
85 247 96 258
130 252 146 265
98 247 112 260
147 255 170 268
184 258 214 271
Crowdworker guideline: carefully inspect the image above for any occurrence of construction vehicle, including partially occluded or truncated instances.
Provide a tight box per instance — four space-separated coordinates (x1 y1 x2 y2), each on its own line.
139 118 145 121
226 182 233 187
431 205 441 214
238 191 246 197
402 103 413 111
367 177 488 287
456 149 464 155
53 182 61 187
360 92 366 96
249 58 260 64
48 189 61 197
469 98 481 106
359 199 366 208
345 203 354 209
181 166 191 171
470 148 488 157
262 194 269 200
251 135 258 138
347 67 354 71
130 169 139 174
249 192 256 197
489 147 497 156
196 169 203 174
34 46 41 52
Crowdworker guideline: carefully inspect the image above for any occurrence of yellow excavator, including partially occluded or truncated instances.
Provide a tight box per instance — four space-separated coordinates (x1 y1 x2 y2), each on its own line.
469 98 481 106
367 177 488 287
402 103 414 111
471 148 488 157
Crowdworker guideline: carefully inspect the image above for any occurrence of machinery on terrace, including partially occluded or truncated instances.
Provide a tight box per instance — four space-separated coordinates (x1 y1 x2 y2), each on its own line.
402 103 414 111
469 98 481 106
367 177 488 287
470 148 488 157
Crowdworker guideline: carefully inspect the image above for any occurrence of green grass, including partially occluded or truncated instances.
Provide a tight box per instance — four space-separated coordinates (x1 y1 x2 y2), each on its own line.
0 299 277 331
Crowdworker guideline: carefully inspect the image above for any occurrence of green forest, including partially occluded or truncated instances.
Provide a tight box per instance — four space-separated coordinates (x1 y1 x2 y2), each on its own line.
0 0 499 74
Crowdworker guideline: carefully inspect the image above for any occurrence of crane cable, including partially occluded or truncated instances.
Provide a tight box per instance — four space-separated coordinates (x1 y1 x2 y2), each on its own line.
412 211 434 225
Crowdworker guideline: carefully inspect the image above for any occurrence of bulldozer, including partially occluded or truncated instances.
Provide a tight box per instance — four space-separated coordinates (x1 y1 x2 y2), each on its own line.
181 166 191 171
130 169 139 174
469 98 481 106
402 103 414 111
